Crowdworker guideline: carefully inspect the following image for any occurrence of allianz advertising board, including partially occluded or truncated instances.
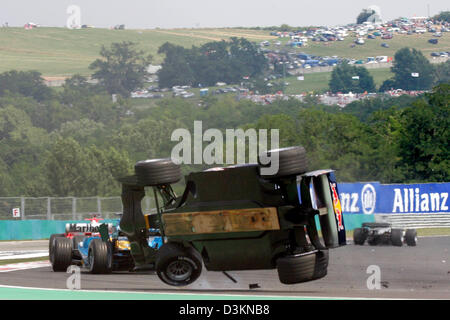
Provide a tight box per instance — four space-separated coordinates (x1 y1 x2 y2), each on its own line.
337 182 450 214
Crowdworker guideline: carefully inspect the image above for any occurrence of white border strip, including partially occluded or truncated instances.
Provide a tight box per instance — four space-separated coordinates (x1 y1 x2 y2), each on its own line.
0 284 416 300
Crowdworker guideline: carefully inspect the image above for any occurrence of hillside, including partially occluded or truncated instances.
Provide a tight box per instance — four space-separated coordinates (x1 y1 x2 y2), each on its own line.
0 27 448 77
0 27 272 77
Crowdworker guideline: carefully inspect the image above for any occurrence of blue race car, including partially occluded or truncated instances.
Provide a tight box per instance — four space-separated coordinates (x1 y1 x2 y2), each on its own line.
50 221 162 274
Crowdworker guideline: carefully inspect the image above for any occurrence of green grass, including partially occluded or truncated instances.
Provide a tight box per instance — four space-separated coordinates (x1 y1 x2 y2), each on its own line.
0 256 48 265
282 67 394 94
0 27 272 77
2 27 448 78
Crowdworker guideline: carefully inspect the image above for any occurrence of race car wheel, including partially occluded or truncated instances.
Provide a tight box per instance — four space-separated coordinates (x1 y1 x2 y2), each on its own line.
88 239 112 274
258 146 308 178
49 233 65 264
276 250 327 284
155 243 202 287
405 229 417 246
353 228 367 245
51 237 72 272
391 229 404 247
135 158 181 186
312 249 329 280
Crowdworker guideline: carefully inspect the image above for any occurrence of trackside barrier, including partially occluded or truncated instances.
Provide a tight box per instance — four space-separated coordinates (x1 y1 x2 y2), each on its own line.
337 182 450 229
0 219 118 241
0 215 373 241
375 213 450 229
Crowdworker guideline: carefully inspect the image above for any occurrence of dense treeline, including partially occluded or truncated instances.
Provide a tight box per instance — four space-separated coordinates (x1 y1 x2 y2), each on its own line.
0 69 448 197
157 37 267 88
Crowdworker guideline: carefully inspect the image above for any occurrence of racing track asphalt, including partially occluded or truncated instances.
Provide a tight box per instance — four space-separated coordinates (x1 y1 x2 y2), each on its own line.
0 237 449 299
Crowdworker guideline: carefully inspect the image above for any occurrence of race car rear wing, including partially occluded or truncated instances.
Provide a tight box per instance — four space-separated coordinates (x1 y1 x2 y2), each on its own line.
297 170 346 248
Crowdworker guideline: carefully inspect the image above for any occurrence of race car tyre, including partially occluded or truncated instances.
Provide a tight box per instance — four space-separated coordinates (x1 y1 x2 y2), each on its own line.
51 237 72 272
258 146 308 179
49 233 65 264
353 228 367 245
135 158 182 186
405 229 417 246
277 250 327 284
88 239 112 274
155 243 203 286
312 249 329 280
391 229 404 246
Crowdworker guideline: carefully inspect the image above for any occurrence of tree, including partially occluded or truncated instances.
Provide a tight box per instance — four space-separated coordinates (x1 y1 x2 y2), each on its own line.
157 42 196 88
396 84 449 182
157 38 267 88
0 70 53 101
433 11 450 23
329 63 376 93
295 109 372 181
379 78 396 92
356 9 375 24
45 138 132 196
391 48 434 90
433 60 450 85
89 41 152 97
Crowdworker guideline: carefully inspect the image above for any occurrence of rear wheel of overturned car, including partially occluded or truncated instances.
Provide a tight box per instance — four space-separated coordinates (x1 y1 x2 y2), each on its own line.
51 237 72 272
277 250 328 284
405 229 417 246
353 228 367 245
258 146 308 179
312 249 329 280
88 239 112 274
135 158 181 186
155 243 203 286
391 229 404 247
49 233 65 264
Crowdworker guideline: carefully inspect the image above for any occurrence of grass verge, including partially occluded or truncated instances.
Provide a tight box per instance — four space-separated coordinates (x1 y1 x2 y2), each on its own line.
0 256 49 266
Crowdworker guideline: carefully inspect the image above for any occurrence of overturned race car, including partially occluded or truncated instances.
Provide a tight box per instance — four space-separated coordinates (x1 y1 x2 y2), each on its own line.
117 146 347 286
353 222 417 246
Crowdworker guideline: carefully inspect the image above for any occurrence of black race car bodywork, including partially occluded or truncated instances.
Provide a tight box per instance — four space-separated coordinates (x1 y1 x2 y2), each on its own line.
117 146 347 286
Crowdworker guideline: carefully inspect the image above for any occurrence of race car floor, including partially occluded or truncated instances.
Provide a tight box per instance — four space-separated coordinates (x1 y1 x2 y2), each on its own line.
0 237 448 299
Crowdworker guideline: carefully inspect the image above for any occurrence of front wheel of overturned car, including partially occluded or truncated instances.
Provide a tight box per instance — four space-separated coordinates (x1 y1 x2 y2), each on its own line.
391 229 404 247
277 250 328 284
405 229 417 246
258 146 308 179
88 239 112 274
353 228 367 245
155 243 203 287
134 158 181 186
51 237 72 272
